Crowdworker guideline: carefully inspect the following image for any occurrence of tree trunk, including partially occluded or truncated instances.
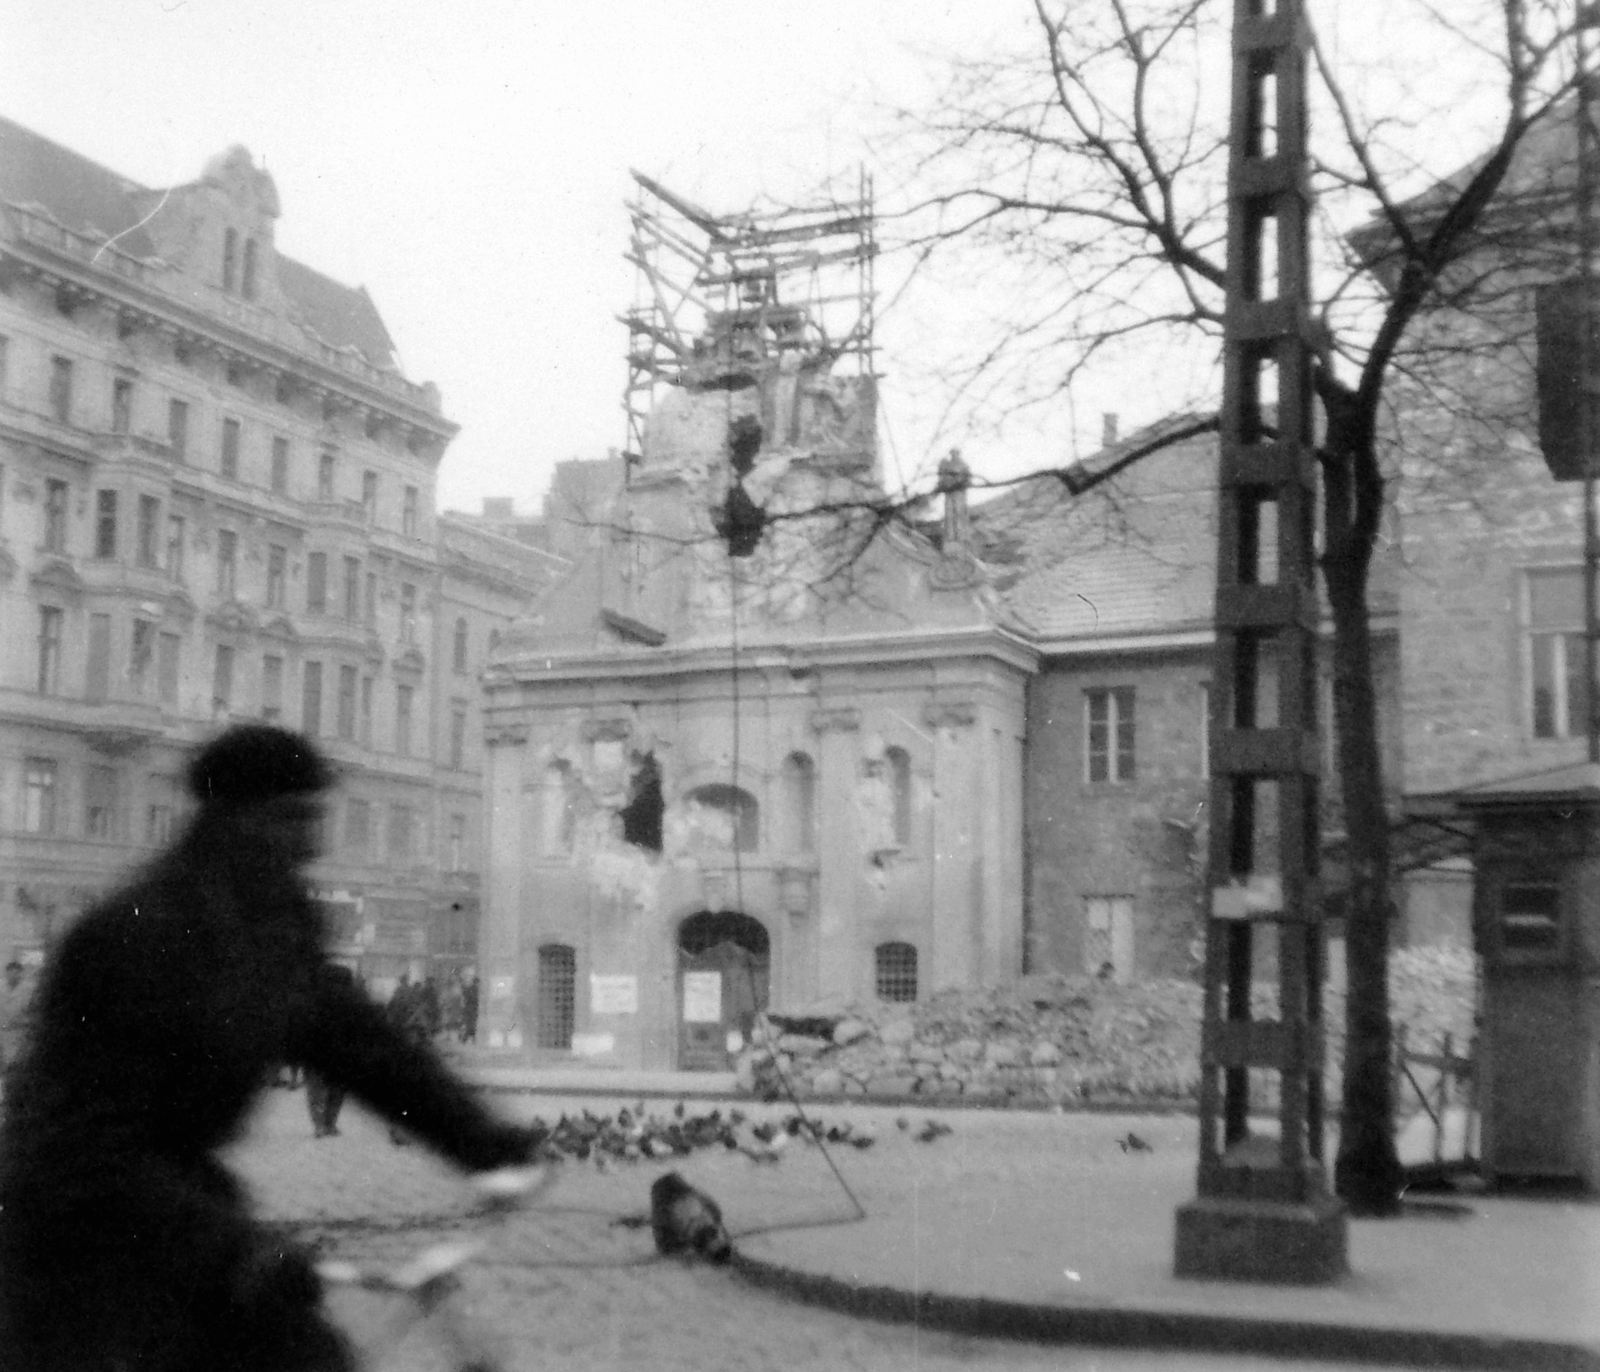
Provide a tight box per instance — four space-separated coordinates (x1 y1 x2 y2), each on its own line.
1321 424 1405 1217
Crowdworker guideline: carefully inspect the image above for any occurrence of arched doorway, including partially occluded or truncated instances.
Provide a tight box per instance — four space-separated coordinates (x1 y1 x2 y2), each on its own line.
677 910 769 1070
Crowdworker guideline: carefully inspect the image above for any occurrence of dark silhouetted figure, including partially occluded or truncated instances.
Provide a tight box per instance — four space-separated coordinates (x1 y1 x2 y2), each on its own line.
305 965 356 1138
650 1171 733 1263
0 725 540 1372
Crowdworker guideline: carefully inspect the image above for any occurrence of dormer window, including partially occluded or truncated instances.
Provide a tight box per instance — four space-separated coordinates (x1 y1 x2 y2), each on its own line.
242 238 258 300
223 229 238 293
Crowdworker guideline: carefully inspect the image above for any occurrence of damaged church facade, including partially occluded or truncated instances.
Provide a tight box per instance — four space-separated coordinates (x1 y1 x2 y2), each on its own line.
478 178 1033 1063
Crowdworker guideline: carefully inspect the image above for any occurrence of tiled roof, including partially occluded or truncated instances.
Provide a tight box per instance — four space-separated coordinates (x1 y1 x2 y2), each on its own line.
273 256 395 367
972 416 1401 645
1350 97 1576 265
972 420 1220 643
0 115 396 369
0 116 156 257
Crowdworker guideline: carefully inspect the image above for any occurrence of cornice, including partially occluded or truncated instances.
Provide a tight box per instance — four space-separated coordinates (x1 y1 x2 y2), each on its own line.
492 624 1039 685
1 215 457 443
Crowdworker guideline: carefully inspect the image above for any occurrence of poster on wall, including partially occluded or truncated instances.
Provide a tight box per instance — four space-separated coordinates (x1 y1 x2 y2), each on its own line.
589 973 638 1015
682 971 722 1023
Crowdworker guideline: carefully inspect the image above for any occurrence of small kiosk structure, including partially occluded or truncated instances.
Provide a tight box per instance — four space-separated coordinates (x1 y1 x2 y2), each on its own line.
1457 763 1600 1190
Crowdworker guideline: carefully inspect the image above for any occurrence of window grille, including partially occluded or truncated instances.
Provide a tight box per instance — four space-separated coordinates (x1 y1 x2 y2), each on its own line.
537 944 576 1050
875 942 918 1002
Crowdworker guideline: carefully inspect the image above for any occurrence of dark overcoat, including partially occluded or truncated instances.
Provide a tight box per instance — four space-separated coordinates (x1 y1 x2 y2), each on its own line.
0 812 533 1372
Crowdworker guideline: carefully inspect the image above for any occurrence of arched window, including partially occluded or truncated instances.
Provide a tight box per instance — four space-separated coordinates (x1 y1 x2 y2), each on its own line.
222 229 237 293
536 943 576 1050
875 942 918 1002
541 761 577 855
687 783 758 853
241 237 258 300
886 746 912 847
781 752 816 854
453 617 469 673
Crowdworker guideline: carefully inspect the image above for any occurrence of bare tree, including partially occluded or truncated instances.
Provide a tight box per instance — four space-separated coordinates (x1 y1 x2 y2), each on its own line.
880 0 1579 1214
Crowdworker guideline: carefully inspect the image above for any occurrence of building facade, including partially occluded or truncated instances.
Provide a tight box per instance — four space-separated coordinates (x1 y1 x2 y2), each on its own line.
972 422 1407 983
477 319 1033 1064
0 119 559 990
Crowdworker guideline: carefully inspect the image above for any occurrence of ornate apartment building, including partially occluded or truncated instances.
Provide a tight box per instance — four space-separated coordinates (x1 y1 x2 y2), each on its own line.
0 118 561 985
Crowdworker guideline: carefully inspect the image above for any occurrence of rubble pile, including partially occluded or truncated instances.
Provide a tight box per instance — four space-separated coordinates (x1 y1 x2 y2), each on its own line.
736 946 1478 1110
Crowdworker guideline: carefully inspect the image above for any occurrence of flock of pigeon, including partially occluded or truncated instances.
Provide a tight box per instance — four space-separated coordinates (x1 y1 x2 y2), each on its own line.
526 1101 957 1168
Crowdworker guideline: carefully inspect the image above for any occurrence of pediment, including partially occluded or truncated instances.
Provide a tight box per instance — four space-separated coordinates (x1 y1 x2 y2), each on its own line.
393 645 426 677
206 599 258 635
259 613 299 643
600 606 667 647
164 587 198 623
30 558 84 599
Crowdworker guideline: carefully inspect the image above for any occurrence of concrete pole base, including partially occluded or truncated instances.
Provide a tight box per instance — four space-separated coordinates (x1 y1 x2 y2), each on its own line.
1174 1195 1349 1284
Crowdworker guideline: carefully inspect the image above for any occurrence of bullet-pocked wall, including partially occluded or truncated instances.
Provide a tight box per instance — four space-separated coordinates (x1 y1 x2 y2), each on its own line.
475 313 1034 1067
480 635 1032 1069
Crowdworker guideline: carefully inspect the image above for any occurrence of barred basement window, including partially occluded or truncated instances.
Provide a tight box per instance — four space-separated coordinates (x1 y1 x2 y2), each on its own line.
537 944 576 1050
875 942 918 1003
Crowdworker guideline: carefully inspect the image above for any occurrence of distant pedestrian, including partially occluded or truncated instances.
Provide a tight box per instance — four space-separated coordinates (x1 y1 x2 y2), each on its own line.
440 972 466 1040
386 974 432 1146
420 975 442 1039
461 971 480 1043
305 965 355 1138
0 724 542 1372
0 959 33 1100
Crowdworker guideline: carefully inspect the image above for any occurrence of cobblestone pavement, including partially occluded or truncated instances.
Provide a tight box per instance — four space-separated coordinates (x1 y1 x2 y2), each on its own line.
225 1089 1415 1371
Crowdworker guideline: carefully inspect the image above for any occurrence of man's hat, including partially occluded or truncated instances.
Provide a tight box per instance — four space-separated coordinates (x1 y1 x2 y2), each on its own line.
187 724 334 805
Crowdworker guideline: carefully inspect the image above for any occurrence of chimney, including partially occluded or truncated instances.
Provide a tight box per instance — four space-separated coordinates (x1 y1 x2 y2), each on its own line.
1102 413 1119 447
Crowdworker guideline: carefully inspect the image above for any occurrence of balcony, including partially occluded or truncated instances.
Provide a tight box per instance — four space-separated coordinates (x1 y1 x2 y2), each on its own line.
307 499 368 534
0 688 165 753
87 430 176 467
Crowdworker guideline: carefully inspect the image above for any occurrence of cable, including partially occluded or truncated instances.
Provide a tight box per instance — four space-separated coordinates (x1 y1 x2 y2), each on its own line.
720 376 867 1227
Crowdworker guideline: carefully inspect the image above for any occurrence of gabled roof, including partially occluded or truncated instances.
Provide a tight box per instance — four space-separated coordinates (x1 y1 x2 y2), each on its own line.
971 419 1221 644
0 115 397 370
972 415 1401 647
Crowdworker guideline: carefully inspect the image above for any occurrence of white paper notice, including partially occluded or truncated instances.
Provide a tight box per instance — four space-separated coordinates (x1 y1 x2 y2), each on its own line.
589 973 639 1015
682 971 722 1023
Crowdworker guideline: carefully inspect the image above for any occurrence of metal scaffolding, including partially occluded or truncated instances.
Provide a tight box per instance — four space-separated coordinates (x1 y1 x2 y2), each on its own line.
621 169 876 472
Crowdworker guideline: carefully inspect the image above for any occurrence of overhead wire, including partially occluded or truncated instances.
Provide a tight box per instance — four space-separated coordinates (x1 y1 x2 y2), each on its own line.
717 250 866 1226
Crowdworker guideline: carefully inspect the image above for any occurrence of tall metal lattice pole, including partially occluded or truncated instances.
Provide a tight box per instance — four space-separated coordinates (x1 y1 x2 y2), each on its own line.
1173 0 1348 1282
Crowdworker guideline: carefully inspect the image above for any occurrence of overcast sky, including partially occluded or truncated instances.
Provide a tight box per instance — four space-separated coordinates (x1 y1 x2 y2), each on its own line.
2 2 1509 517
2 0 1030 515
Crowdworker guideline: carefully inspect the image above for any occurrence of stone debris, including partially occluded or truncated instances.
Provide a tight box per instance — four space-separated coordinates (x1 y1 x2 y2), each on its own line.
736 947 1477 1112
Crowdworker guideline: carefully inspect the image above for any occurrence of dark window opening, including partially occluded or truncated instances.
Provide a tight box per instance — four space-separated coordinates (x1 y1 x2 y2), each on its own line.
1501 882 1561 953
620 751 664 851
679 911 770 958
688 782 759 852
875 942 919 1002
727 413 763 476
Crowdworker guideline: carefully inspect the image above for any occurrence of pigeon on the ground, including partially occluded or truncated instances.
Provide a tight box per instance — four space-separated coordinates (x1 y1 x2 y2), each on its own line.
650 1172 733 1263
